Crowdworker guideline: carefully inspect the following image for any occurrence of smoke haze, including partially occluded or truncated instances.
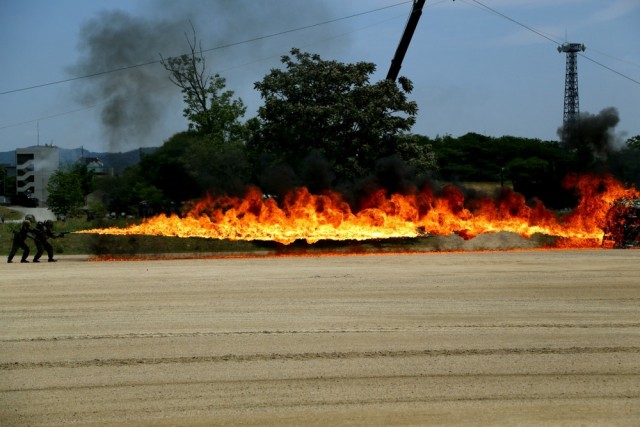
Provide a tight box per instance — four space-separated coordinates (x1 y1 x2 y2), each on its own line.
70 10 184 151
557 106 622 165
69 1 343 151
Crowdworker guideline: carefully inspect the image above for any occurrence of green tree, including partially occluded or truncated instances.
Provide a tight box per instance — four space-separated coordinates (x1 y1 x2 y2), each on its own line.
158 28 251 197
137 131 251 200
185 137 251 196
608 136 640 186
96 166 166 217
136 133 203 202
46 165 88 216
250 48 421 185
626 135 640 150
160 28 246 140
505 156 549 190
74 163 96 198
396 134 438 176
429 133 579 208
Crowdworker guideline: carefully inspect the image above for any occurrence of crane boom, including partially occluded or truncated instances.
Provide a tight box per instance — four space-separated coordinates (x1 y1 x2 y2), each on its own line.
386 0 426 81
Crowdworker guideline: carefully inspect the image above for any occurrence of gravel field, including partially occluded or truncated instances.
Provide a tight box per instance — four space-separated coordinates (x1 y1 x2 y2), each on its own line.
1 249 639 426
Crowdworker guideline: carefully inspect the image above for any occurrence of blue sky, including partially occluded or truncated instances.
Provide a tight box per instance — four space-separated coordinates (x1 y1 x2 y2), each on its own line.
1 0 638 153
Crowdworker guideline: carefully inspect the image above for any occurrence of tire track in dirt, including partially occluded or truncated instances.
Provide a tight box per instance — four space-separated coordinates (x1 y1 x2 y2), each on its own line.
2 346 638 370
2 322 639 342
4 373 640 394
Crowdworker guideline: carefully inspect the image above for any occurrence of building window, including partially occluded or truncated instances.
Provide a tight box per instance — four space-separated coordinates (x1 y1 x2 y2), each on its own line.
17 153 34 164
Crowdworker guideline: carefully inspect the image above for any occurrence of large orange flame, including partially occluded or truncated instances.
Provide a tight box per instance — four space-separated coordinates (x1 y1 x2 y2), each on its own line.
79 174 638 247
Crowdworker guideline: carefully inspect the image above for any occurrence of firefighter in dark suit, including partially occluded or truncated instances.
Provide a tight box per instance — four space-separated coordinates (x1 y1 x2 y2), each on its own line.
33 220 61 263
8 220 32 263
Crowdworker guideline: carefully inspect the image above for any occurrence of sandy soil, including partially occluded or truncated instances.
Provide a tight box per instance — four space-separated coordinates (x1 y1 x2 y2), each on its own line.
1 249 639 426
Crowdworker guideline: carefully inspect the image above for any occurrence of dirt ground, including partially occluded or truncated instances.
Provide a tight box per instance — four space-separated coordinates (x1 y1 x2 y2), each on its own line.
1 249 639 426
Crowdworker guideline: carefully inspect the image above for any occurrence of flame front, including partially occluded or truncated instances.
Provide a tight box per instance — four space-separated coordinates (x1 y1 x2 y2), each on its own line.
80 174 638 247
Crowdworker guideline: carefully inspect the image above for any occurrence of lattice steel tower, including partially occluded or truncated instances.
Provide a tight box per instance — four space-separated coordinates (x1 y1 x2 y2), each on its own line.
557 42 586 125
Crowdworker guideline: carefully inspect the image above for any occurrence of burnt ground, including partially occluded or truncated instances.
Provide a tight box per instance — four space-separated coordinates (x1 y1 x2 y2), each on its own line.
1 249 639 426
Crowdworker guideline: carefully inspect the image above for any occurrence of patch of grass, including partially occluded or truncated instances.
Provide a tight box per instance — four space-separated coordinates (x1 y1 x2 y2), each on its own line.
85 234 257 257
0 206 23 222
0 212 263 257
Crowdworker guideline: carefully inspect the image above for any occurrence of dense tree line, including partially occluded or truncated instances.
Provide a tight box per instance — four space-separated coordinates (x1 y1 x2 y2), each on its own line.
50 47 434 216
45 44 640 217
421 131 640 209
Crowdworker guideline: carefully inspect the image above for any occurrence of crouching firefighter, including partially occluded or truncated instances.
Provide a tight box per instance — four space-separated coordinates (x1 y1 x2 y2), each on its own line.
8 220 32 263
33 220 64 263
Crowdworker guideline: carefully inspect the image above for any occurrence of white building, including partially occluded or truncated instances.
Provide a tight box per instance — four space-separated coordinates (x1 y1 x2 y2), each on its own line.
15 145 59 205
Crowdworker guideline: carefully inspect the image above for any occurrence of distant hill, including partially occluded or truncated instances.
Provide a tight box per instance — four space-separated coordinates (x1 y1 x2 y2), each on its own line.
0 151 13 165
0 146 157 174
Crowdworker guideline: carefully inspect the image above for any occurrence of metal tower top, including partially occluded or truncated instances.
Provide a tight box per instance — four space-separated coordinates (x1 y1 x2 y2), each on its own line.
557 42 586 54
558 42 586 126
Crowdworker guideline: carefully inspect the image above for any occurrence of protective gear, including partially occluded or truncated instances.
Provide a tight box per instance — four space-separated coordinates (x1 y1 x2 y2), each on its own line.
33 220 58 262
8 221 31 263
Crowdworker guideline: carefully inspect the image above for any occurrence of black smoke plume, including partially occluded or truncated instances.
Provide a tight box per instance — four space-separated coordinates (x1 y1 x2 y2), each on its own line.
557 107 621 170
68 1 340 151
69 10 184 151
